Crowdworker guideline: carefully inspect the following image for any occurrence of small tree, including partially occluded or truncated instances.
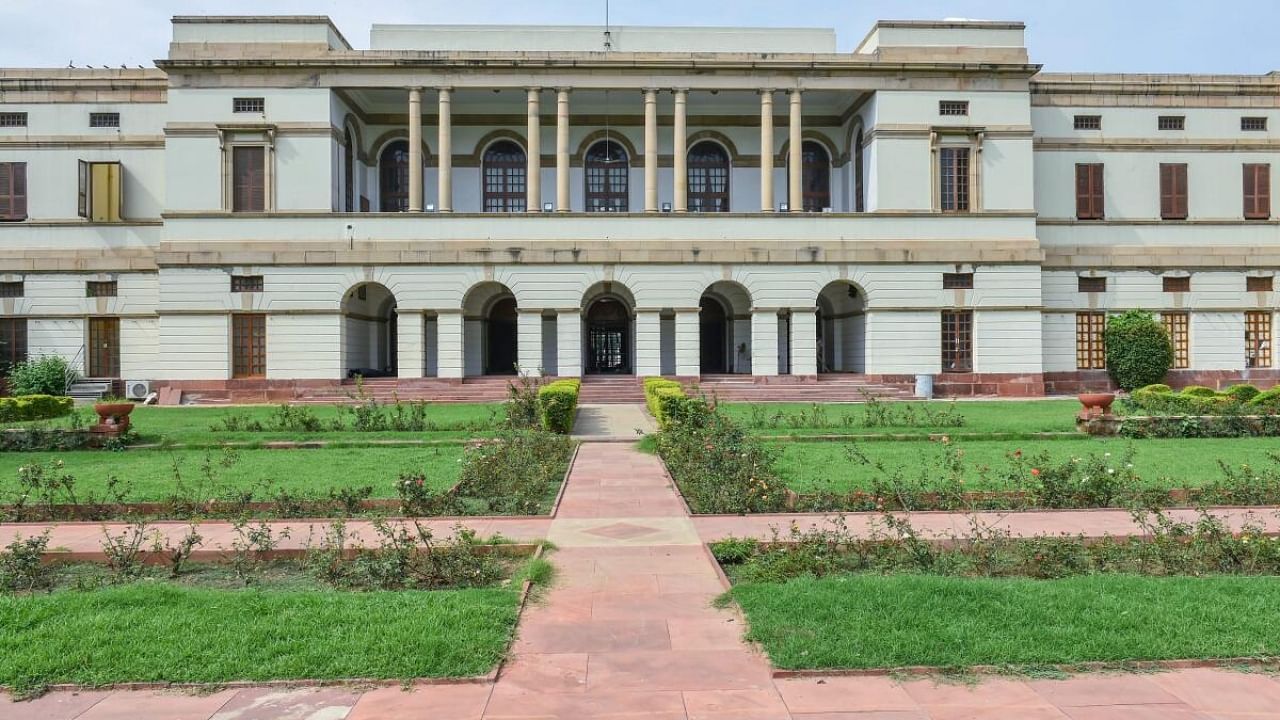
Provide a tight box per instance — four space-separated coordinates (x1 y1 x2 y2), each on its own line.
1104 310 1173 391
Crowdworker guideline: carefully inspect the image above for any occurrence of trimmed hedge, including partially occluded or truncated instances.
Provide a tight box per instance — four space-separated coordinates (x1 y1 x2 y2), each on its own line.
0 395 75 424
537 379 580 434
1224 384 1262 403
643 378 687 428
1128 382 1280 418
1250 387 1280 410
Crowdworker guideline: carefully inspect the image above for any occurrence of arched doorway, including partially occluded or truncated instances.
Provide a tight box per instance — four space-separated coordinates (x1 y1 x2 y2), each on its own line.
482 140 527 212
584 140 629 212
699 281 753 374
463 282 518 376
687 141 730 212
379 140 410 212
816 280 866 373
581 282 635 375
800 140 831 212
342 282 397 378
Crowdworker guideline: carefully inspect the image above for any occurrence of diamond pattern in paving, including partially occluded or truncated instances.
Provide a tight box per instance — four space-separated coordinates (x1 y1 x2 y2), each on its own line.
6 414 1280 718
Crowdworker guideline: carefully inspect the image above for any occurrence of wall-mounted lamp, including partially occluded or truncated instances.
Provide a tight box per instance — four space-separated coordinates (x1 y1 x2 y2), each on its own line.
778 202 789 212
822 207 834 213
542 202 554 212
661 202 672 213
425 203 437 213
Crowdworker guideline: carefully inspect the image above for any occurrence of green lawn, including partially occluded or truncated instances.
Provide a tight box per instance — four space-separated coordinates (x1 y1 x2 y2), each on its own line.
772 437 1277 493
0 445 465 502
729 574 1280 670
721 400 1079 437
22 403 504 445
0 581 519 689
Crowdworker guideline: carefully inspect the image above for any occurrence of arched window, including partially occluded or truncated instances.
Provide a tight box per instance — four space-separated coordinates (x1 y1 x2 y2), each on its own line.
801 140 831 212
585 140 629 212
482 140 527 212
854 129 865 213
378 140 410 212
344 128 355 212
687 141 730 212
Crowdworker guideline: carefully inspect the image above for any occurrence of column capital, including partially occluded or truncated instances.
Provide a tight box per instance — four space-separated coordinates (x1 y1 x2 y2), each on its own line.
643 87 660 97
672 87 690 95
758 88 776 96
526 86 543 94
436 85 453 94
789 87 804 96
555 86 573 95
406 86 424 93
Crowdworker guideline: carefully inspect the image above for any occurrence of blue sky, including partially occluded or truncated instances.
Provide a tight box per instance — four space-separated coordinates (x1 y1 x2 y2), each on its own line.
1 0 1276 73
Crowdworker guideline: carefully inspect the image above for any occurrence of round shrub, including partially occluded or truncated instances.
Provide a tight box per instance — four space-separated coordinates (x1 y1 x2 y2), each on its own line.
1223 384 1262 403
1103 310 1173 392
1180 386 1219 398
1136 384 1173 394
1248 388 1280 410
7 355 75 397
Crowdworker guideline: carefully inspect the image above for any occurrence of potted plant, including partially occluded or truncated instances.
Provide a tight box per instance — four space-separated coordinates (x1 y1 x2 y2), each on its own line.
93 394 135 432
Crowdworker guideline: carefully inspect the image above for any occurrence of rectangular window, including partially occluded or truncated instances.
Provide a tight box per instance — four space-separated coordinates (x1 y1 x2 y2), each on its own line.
232 146 266 213
231 275 264 293
1075 163 1104 219
1245 311 1272 368
1244 163 1271 220
1247 276 1274 292
233 97 265 114
941 310 973 373
1162 312 1190 369
1074 115 1102 131
1078 276 1107 293
939 147 970 212
86 280 117 298
942 272 974 289
0 281 23 298
89 112 120 128
1076 312 1107 370
1162 276 1191 293
0 162 27 221
1157 115 1186 131
0 317 27 375
1242 117 1268 132
1159 163 1188 220
0 113 27 128
232 313 267 378
939 101 969 116
77 160 123 222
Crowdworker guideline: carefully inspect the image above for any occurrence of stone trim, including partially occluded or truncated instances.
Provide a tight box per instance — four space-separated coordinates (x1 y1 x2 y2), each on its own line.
0 136 165 149
1043 245 1280 269
1035 139 1280 152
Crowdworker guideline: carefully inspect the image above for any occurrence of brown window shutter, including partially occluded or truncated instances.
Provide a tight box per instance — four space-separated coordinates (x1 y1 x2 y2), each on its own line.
0 163 9 219
1245 164 1271 219
233 147 266 213
1161 163 1187 219
1076 164 1103 220
0 163 26 220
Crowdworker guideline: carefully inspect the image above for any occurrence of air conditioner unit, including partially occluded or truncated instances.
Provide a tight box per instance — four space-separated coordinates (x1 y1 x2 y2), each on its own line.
124 380 151 400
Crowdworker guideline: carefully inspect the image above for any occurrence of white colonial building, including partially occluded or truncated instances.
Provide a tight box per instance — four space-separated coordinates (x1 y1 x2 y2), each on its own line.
0 16 1276 401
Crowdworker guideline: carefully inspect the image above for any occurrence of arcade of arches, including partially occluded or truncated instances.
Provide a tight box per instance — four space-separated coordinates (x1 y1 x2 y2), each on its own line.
350 280 869 380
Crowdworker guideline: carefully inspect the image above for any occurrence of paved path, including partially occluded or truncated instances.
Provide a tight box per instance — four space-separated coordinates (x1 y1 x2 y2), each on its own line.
571 403 656 440
6 435 1280 717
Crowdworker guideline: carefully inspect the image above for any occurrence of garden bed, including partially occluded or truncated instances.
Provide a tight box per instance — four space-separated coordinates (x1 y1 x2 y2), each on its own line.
0 528 551 697
713 509 1280 672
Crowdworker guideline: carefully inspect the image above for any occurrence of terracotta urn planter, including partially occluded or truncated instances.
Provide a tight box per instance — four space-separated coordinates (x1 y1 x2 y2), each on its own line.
93 402 135 433
1077 392 1116 419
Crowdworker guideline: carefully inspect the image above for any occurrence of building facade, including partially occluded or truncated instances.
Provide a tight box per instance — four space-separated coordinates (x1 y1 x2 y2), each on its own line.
0 16 1276 400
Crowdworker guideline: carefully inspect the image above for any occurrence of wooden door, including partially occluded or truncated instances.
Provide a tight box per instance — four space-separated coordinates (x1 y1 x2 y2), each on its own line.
88 317 120 378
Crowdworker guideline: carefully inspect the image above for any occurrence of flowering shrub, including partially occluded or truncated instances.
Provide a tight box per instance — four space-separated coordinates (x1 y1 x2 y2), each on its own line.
654 397 787 514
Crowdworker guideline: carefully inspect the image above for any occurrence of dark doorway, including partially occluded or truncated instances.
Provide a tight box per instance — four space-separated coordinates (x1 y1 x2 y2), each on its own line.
88 316 120 378
485 297 518 375
379 140 410 212
585 298 631 374
699 296 727 373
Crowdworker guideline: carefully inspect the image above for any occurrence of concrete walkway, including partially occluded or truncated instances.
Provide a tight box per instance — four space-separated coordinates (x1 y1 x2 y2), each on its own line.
6 430 1280 717
571 403 656 441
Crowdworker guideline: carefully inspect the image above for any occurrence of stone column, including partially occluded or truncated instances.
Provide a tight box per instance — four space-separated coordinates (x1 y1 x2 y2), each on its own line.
635 310 662 375
643 88 659 212
407 87 423 212
673 88 688 213
760 89 774 212
556 88 571 212
790 306 818 376
517 309 543 377
751 309 780 376
527 88 542 212
675 309 701 378
556 309 582 377
788 89 802 212
437 87 453 212
436 310 464 379
396 310 425 378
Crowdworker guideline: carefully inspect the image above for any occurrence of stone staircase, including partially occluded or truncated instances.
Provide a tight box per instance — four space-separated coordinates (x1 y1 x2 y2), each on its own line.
685 373 916 403
577 375 646 404
292 376 515 404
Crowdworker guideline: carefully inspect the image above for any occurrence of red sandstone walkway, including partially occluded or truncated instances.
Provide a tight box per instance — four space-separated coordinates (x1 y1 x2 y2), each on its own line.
6 441 1280 718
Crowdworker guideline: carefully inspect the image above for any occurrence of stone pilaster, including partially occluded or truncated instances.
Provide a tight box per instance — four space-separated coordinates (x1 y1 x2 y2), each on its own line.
396 310 425 378
790 307 819 376
556 309 582 377
436 310 464 379
517 309 543 377
635 310 662 375
751 309 780 376
675 309 701 377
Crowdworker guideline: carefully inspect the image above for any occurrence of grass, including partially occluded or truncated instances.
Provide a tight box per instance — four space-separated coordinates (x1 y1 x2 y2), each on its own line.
771 437 1280 493
729 574 1280 670
0 565 526 690
0 445 466 502
719 400 1079 437
17 403 505 445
